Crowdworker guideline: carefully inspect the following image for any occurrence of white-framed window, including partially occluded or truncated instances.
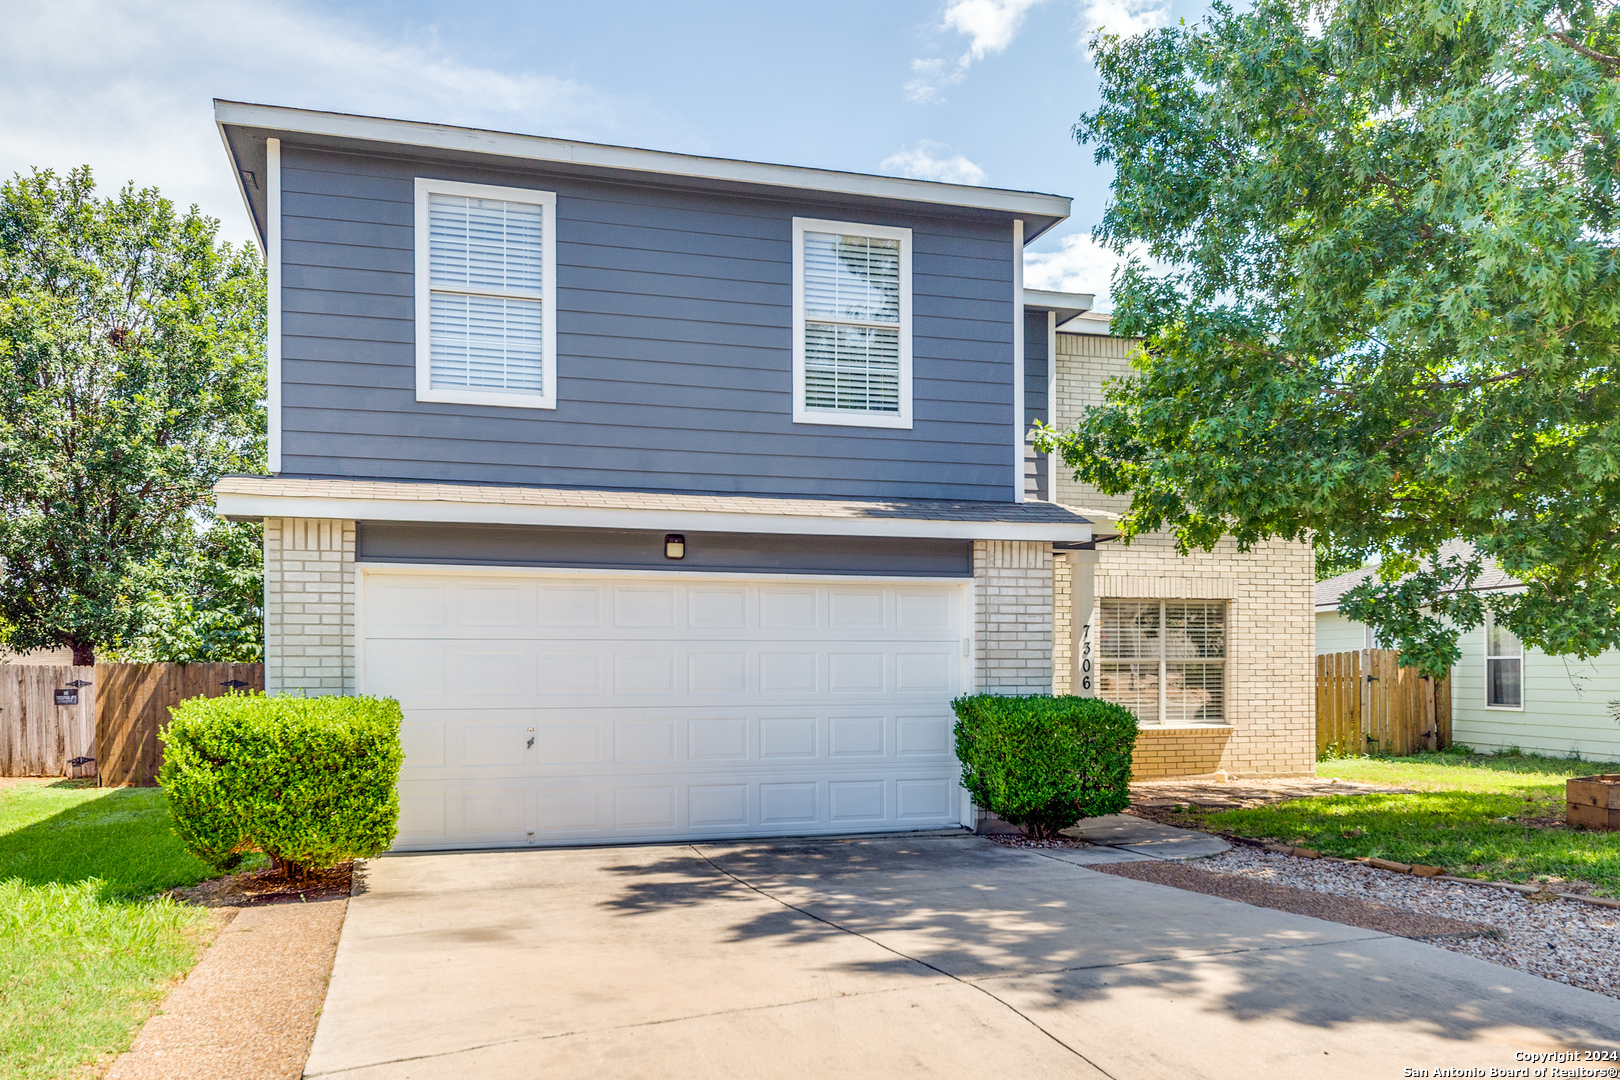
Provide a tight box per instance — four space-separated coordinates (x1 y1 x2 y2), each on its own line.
414 178 557 409
791 217 912 429
1097 599 1227 725
1485 611 1524 709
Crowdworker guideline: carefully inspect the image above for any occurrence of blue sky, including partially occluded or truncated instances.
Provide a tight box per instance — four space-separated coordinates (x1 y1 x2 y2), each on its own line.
1 0 1205 306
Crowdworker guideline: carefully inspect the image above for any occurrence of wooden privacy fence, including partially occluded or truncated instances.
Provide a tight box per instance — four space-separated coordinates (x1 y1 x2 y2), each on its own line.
0 662 264 785
1317 649 1451 758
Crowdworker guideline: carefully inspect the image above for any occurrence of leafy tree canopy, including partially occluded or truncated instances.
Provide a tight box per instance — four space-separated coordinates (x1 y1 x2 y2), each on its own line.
1040 0 1620 676
0 167 265 664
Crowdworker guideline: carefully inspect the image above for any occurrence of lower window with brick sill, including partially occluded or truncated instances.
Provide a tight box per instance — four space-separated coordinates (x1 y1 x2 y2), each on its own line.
1097 599 1226 725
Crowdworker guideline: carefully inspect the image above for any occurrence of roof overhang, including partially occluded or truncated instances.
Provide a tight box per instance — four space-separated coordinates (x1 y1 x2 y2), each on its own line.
215 477 1094 543
1022 288 1096 327
215 100 1073 248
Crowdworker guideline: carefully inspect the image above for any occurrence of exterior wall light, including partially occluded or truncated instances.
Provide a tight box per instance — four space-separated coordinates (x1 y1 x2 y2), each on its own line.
664 534 686 560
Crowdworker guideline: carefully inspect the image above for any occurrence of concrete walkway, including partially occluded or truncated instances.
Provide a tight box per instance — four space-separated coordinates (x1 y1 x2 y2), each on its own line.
305 834 1619 1079
1063 812 1231 859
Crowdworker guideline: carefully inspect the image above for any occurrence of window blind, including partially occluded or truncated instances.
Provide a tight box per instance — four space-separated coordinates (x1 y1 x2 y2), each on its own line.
1099 599 1227 725
1486 615 1523 708
802 232 901 414
427 193 545 394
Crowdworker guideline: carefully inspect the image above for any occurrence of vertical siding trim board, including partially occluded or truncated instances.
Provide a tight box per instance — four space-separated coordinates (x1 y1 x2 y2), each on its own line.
268 138 282 474
1046 311 1057 494
1011 219 1025 504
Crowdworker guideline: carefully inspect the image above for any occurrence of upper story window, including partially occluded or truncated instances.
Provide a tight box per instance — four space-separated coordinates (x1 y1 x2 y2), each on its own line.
1485 611 1524 709
414 178 557 409
1098 599 1227 725
791 218 912 429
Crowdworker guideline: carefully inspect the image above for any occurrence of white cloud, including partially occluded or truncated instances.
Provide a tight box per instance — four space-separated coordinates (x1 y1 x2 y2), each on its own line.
1024 233 1152 311
906 0 1047 104
1078 0 1172 37
0 0 670 244
880 141 988 185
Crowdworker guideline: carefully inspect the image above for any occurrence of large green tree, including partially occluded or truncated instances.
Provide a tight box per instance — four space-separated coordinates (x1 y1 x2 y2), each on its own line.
1040 0 1620 676
0 167 265 664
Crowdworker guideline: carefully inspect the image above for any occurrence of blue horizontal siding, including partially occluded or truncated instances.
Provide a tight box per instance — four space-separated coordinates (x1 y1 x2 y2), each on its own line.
277 144 1019 500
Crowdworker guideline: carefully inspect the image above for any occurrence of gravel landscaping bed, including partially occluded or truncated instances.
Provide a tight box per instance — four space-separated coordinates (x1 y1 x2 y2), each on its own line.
1093 859 1496 938
1183 846 1620 999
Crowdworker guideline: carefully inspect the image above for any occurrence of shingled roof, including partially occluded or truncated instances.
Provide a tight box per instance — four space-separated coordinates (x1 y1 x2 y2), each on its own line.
213 475 1096 541
1315 540 1522 611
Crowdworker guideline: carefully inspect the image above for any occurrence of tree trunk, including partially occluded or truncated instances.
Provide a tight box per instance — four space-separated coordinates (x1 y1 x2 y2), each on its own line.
69 640 95 666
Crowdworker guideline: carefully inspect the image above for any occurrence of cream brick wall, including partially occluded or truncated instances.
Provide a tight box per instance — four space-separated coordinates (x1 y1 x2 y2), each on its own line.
974 540 1053 694
264 517 356 695
1052 330 1315 777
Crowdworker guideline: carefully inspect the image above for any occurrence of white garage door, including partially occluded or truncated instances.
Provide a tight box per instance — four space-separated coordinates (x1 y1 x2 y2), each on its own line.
360 569 971 850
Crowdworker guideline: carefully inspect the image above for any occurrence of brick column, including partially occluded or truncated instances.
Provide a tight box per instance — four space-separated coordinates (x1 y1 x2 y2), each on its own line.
264 517 356 695
973 540 1053 694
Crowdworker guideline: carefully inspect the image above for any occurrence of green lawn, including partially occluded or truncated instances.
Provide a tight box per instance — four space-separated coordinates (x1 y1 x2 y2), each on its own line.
0 781 228 1080
1173 751 1620 897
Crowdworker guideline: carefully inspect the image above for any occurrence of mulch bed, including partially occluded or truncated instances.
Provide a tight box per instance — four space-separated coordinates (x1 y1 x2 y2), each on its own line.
172 861 355 908
984 834 1093 850
1093 859 1497 940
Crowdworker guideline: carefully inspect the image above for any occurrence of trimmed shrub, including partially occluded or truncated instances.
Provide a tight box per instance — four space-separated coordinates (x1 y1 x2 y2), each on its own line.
953 695 1139 839
159 693 404 878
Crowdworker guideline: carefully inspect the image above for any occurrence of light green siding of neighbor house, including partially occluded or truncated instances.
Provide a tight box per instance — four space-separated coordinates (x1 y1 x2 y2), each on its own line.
1313 610 1620 762
1315 611 1369 654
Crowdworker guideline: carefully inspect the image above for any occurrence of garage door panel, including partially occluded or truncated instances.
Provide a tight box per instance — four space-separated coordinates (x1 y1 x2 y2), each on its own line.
688 718 748 761
828 715 885 757
828 652 884 693
537 585 603 627
536 652 601 696
365 645 447 699
614 785 678 830
687 587 748 628
614 719 678 762
759 588 818 629
453 582 528 628
828 589 886 629
896 714 953 756
614 586 677 628
688 652 748 693
365 571 967 850
829 780 885 822
688 784 749 828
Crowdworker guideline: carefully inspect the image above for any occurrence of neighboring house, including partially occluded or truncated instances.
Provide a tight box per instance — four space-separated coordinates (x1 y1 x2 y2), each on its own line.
211 100 1311 852
1030 314 1317 779
0 646 74 664
1317 559 1620 761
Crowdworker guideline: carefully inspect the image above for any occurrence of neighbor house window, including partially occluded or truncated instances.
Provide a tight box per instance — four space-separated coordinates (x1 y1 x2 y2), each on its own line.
1485 612 1523 709
1098 600 1227 725
415 178 556 409
792 217 912 429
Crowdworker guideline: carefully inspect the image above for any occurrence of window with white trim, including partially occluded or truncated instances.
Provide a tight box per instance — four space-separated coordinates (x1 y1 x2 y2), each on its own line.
1098 600 1227 725
415 178 556 409
1485 612 1524 709
791 217 912 428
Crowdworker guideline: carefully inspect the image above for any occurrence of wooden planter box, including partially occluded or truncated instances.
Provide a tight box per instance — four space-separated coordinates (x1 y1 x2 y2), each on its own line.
1567 775 1620 831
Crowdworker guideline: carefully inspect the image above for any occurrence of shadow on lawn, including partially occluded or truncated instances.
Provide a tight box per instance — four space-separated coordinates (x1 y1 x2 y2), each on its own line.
591 836 1620 1047
0 785 213 899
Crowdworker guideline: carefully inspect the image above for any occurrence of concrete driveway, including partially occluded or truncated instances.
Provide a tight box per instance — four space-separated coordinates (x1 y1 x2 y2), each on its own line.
305 833 1620 1079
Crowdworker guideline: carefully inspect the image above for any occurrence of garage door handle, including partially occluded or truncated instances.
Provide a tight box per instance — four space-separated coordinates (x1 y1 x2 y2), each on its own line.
527 736 535 749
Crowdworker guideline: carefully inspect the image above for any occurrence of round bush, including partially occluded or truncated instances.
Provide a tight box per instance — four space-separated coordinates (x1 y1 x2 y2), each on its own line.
953 694 1139 839
159 692 404 877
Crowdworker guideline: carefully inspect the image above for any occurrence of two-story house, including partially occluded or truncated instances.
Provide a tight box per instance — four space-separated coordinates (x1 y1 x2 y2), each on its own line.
212 101 1313 853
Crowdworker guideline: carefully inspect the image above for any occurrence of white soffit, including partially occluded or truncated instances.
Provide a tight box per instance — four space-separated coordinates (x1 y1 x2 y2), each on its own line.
213 492 1093 542
214 100 1073 221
